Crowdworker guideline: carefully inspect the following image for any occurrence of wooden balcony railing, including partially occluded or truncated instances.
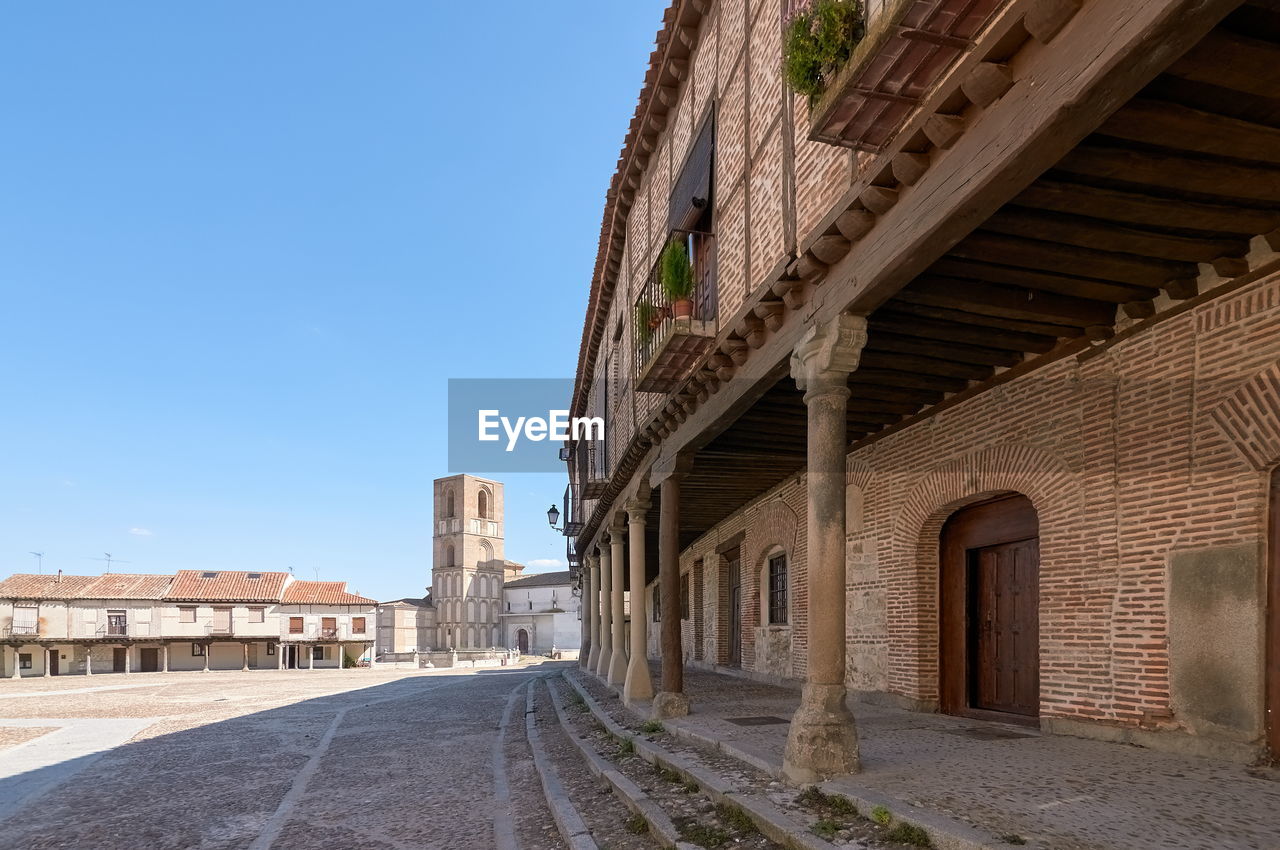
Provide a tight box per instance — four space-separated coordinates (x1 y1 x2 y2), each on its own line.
634 229 718 393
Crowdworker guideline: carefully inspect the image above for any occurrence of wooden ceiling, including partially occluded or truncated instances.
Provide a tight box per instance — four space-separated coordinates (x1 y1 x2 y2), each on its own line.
672 1 1280 548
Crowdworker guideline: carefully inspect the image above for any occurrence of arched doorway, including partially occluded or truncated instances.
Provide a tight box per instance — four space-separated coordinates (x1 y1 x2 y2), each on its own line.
516 628 529 654
939 494 1040 721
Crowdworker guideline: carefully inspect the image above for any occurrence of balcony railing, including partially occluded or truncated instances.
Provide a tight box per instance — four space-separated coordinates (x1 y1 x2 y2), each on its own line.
4 624 40 638
634 229 718 393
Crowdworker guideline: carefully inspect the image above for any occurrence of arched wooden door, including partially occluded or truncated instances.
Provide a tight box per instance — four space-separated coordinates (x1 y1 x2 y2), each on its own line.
517 629 529 654
940 494 1040 721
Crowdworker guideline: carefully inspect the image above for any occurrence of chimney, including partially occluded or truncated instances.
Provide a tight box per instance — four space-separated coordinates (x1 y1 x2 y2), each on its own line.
56 569 63 584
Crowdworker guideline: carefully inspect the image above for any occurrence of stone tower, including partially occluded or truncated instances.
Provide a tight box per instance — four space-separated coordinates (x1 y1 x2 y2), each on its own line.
431 474 506 649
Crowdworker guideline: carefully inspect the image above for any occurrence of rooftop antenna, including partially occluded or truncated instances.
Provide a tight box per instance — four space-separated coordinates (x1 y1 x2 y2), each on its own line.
87 552 131 573
313 566 319 581
288 565 296 575
29 552 44 574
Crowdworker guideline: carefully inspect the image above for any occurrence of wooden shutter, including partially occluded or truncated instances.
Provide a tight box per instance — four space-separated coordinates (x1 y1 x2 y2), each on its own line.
669 110 716 231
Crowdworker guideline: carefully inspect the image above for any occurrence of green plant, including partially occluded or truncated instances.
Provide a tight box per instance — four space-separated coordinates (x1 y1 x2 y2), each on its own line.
634 300 659 342
715 803 758 835
617 736 635 755
660 238 695 303
641 719 665 734
675 818 730 848
870 805 892 826
886 821 932 847
1000 835 1027 846
812 819 841 839
782 0 866 99
625 813 649 835
682 778 700 793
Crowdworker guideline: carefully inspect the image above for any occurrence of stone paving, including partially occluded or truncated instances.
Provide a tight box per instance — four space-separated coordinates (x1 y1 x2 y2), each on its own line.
0 662 568 849
619 663 1280 850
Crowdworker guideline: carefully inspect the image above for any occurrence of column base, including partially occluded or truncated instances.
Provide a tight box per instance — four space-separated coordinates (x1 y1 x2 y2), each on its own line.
651 691 689 719
782 682 860 785
593 645 611 678
580 645 592 669
607 650 628 688
586 646 600 671
623 656 654 704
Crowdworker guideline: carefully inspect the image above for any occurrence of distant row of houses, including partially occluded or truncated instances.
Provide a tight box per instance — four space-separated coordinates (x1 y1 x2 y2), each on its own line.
0 570 377 677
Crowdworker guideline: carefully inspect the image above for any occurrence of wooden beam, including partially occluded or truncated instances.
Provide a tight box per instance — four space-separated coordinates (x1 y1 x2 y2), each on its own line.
983 206 1250 263
1057 143 1280 204
1166 28 1280 99
851 367 970 394
929 256 1160 302
858 351 995 382
863 331 1025 367
1099 98 1280 166
1016 179 1280 236
884 300 1087 339
949 231 1198 287
922 113 966 149
873 311 1059 353
962 62 1015 107
901 276 1117 325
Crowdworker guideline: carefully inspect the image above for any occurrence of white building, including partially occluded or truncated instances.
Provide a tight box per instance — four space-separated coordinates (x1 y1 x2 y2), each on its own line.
0 570 377 677
499 571 580 655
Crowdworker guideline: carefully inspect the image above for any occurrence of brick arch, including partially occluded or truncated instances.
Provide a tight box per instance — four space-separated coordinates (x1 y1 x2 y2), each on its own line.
846 458 872 492
1210 359 1280 470
884 443 1083 707
745 498 799 572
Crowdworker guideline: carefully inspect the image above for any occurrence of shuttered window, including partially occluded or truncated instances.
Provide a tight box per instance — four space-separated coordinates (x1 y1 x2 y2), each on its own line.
13 605 37 632
669 110 715 232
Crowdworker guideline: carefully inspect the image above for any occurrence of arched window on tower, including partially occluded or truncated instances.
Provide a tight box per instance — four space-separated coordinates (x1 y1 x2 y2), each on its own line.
480 539 493 567
446 544 455 568
478 489 489 519
445 488 455 518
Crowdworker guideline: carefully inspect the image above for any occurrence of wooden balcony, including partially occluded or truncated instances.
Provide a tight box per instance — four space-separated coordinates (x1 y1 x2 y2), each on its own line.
807 0 1009 151
634 230 718 393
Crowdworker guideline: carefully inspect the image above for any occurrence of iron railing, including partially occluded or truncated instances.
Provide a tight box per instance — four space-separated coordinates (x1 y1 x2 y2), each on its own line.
633 228 717 384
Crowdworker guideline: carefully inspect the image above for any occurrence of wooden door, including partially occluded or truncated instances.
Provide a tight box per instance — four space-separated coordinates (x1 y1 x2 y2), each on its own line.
49 650 59 676
970 538 1039 716
112 647 126 673
1268 468 1279 762
139 648 159 673
517 629 529 653
728 554 742 667
940 495 1040 720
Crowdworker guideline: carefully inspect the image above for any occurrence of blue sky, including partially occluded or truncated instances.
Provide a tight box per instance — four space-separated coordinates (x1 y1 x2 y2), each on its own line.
0 2 666 601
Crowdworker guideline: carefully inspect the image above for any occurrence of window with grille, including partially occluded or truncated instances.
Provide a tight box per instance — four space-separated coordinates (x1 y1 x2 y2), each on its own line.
768 554 788 625
681 573 690 620
652 585 661 622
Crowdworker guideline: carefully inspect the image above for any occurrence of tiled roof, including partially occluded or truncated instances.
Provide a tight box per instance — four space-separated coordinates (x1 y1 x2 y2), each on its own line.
0 573 118 600
166 570 290 602
381 596 430 607
281 580 377 606
504 570 572 589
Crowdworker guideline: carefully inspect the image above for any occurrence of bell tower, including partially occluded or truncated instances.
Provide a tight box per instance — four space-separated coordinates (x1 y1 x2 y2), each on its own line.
431 474 505 649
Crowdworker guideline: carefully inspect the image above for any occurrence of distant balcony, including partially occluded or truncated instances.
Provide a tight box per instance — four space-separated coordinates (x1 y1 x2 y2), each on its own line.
634 229 718 393
318 627 339 639
4 624 40 638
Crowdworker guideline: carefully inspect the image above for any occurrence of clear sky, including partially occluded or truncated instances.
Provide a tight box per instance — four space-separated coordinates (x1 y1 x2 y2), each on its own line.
0 2 667 601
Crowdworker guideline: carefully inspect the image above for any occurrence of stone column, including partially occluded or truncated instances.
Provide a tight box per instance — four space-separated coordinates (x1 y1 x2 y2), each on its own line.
578 562 592 668
585 554 601 671
123 646 131 675
607 523 628 686
653 467 691 718
623 499 654 704
10 646 22 678
43 647 52 678
595 544 613 678
308 646 315 670
242 642 250 672
277 645 284 671
162 643 169 673
202 643 211 672
84 646 93 676
783 313 867 784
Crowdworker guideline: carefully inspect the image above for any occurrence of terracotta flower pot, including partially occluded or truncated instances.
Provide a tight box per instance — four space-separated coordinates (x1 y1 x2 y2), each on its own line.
672 298 694 319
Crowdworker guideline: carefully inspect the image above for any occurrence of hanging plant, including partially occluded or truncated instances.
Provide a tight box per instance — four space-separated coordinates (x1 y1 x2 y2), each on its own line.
660 237 695 318
783 0 866 100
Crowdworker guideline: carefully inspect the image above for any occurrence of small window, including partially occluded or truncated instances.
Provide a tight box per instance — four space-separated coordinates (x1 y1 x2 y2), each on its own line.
768 554 788 625
312 646 325 660
248 607 265 624
18 653 32 669
267 643 276 656
191 643 205 657
352 617 367 634
289 617 304 634
681 573 690 621
528 601 533 610
506 602 511 612
247 572 262 580
478 489 489 519
201 571 218 579
179 606 197 623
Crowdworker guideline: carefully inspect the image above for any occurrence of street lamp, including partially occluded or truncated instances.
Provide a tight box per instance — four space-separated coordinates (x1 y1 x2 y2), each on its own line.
547 504 561 530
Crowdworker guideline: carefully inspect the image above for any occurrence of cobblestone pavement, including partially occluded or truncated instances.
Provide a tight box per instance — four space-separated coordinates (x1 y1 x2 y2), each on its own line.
0 662 570 849
632 664 1280 850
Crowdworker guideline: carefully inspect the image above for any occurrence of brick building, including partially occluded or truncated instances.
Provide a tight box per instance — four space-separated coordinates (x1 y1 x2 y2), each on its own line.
0 570 376 677
566 0 1280 780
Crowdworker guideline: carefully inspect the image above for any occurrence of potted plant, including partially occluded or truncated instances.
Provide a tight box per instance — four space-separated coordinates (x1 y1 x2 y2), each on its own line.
661 237 695 319
635 300 659 343
782 0 866 100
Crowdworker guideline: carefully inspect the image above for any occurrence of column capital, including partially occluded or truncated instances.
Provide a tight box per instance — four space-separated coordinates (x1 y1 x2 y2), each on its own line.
790 314 868 393
649 452 695 487
607 522 628 544
624 498 651 522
